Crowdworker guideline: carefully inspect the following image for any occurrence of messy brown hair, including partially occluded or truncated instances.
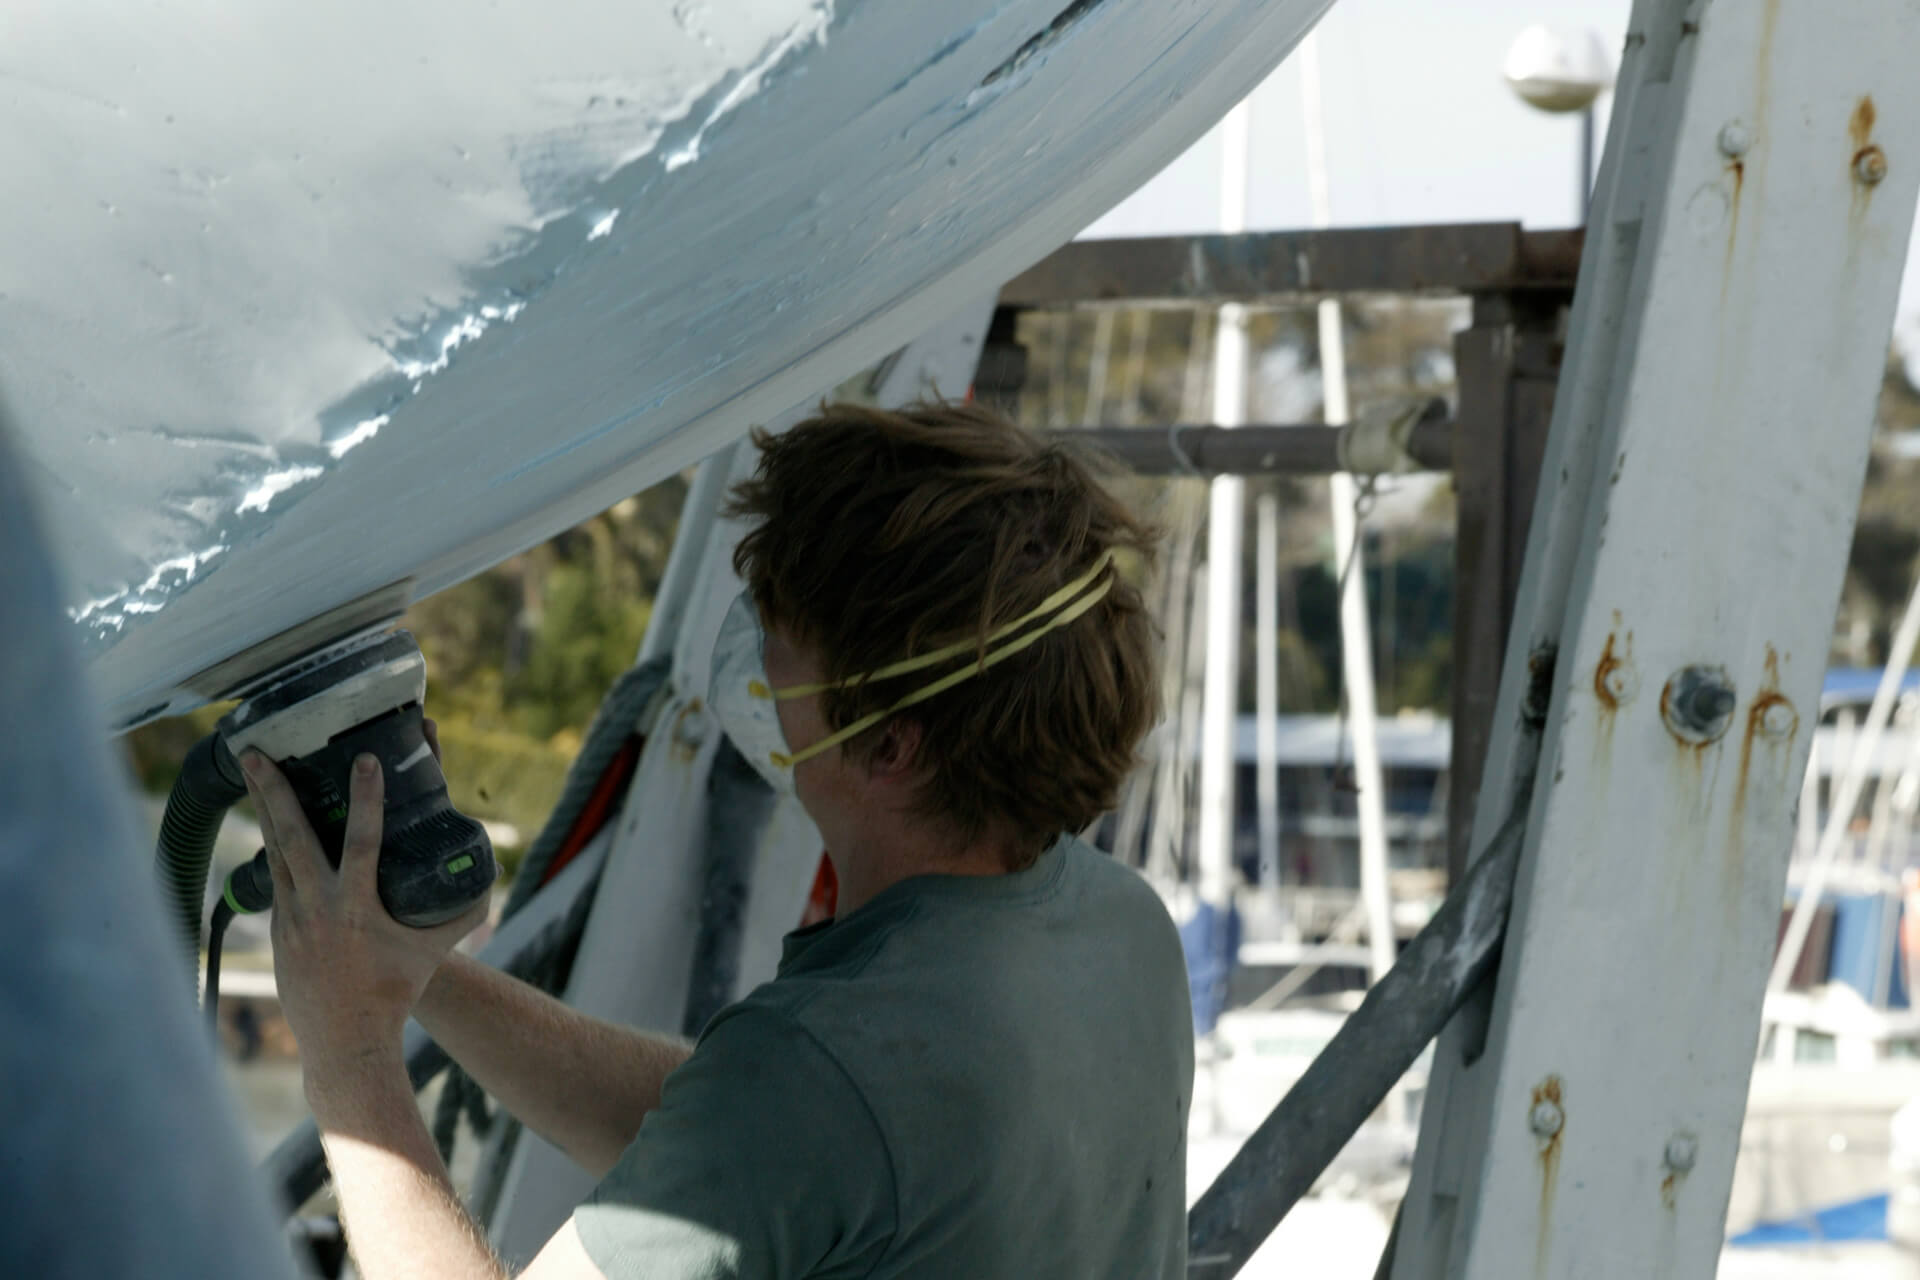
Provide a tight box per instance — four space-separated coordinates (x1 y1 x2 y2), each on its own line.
727 399 1161 868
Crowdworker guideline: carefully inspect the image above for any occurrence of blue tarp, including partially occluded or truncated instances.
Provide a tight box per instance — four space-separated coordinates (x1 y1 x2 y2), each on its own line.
1727 1194 1889 1247
1180 900 1242 1036
1828 894 1910 1008
1823 668 1920 710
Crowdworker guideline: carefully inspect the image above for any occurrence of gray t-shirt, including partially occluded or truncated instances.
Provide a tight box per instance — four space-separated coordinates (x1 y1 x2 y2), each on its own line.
574 836 1194 1279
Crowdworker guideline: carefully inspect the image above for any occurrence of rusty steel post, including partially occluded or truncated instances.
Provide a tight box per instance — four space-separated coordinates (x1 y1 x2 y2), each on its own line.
999 223 1583 306
1051 413 1454 476
1446 293 1564 889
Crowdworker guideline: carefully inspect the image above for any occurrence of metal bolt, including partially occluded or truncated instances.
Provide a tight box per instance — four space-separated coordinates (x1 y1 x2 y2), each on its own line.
1530 1100 1564 1140
1603 666 1638 703
1856 145 1888 186
673 699 709 749
1664 1133 1697 1173
1663 666 1737 744
1760 700 1798 740
1718 122 1752 159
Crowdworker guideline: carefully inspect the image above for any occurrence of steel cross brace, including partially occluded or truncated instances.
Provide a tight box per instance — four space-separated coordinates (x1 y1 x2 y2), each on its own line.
1388 2 1920 1276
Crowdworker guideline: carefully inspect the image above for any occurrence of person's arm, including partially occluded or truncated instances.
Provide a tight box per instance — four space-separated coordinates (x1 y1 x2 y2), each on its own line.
309 1041 616 1280
412 716 692 1177
239 749 541 1280
415 954 692 1179
306 1045 511 1280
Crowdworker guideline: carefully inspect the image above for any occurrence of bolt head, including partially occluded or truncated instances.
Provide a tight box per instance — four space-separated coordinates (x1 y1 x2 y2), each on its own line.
1530 1100 1564 1139
1857 146 1889 185
1664 665 1737 744
1664 1133 1698 1172
1693 685 1736 722
1761 700 1798 740
1718 122 1752 158
673 701 710 748
1604 666 1639 703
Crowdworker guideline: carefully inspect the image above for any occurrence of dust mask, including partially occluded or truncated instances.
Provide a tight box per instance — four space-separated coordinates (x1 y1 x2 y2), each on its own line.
707 551 1118 794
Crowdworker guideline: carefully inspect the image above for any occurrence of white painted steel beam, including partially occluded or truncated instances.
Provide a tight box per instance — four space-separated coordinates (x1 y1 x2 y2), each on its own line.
1394 2 1920 1276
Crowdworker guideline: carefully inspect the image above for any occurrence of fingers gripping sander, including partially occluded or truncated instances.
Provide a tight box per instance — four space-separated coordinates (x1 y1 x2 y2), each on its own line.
218 631 496 926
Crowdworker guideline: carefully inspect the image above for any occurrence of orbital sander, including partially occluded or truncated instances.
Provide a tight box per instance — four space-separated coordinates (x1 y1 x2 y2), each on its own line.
216 630 496 924
153 628 496 1021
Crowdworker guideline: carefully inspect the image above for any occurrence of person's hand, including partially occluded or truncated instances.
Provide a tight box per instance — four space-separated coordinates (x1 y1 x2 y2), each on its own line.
240 747 485 1105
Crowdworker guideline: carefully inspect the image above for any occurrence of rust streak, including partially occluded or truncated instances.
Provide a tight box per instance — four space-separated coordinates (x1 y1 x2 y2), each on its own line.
1591 628 1630 764
1851 96 1883 223
669 702 704 763
1736 648 1794 809
1533 1076 1564 1276
1661 1171 1678 1211
1594 633 1624 711
1730 648 1794 914
1742 693 1793 789
1852 96 1879 150
1726 0 1778 281
1723 156 1746 290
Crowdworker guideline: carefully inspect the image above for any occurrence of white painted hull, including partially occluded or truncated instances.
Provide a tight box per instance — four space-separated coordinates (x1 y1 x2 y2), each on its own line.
1 0 1333 727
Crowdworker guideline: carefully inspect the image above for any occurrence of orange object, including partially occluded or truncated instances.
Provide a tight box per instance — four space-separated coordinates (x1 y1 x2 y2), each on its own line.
538 736 644 889
799 852 838 927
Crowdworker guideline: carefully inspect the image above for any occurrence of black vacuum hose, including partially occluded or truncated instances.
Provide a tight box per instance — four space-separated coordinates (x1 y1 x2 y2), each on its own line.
154 731 247 968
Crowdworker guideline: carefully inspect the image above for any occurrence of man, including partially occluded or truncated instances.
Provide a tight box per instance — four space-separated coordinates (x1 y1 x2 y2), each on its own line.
241 400 1194 1279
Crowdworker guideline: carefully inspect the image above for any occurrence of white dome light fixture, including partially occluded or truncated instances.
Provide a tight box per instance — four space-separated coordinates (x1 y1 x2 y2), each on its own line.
1503 24 1614 114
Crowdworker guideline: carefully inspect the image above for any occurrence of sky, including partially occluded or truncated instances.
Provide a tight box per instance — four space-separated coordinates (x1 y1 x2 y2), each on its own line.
1083 0 1920 349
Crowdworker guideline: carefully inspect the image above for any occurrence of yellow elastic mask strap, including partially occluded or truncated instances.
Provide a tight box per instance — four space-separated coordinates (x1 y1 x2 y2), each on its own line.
770 549 1118 702
770 566 1116 770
